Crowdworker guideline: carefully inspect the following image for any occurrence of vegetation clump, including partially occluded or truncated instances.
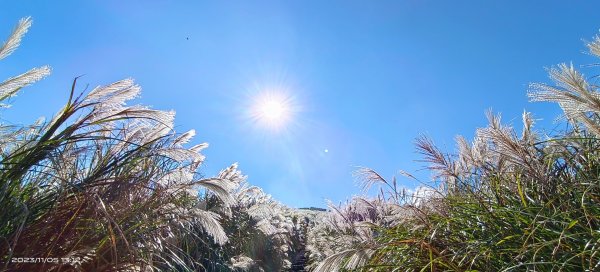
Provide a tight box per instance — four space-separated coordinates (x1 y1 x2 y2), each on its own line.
0 17 302 272
307 33 600 272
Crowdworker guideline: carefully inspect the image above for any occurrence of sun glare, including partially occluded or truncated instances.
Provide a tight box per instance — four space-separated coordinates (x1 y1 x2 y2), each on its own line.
260 99 286 121
250 92 294 130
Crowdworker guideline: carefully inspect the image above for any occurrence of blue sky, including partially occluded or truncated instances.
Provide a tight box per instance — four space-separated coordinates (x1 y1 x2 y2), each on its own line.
1 1 600 208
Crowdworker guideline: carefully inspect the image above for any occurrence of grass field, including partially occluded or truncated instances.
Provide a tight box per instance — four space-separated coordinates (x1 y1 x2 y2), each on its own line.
2 16 600 272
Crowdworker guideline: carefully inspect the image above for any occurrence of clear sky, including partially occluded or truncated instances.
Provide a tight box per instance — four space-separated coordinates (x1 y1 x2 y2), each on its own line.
1 1 600 208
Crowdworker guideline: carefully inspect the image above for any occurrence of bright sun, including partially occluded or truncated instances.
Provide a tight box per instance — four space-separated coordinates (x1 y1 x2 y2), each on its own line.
260 99 286 122
250 92 293 130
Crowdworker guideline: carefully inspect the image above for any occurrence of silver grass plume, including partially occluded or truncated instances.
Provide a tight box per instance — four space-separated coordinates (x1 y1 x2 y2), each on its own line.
189 142 209 153
478 111 545 182
529 63 600 135
521 110 536 144
313 248 374 272
456 135 475 173
587 34 600 58
196 177 237 205
0 17 32 60
191 209 228 245
218 162 246 183
173 129 195 146
84 79 141 107
156 147 205 163
189 142 208 171
354 167 388 195
82 79 176 130
0 66 51 107
416 135 460 191
159 168 194 186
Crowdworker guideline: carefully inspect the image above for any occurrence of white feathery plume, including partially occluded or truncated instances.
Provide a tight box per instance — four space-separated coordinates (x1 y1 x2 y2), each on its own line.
587 34 600 57
190 209 228 245
472 133 490 166
126 108 175 128
188 143 209 170
89 106 175 129
313 249 359 272
196 177 236 204
416 136 459 186
246 201 276 219
455 135 473 172
529 64 598 117
158 168 194 186
123 122 147 143
217 163 247 185
238 184 264 197
189 142 209 153
256 218 278 235
343 248 374 270
84 79 140 106
353 167 388 194
521 111 536 144
137 122 172 146
173 129 195 146
0 16 32 60
218 163 239 179
83 80 177 131
156 147 204 163
0 66 51 103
